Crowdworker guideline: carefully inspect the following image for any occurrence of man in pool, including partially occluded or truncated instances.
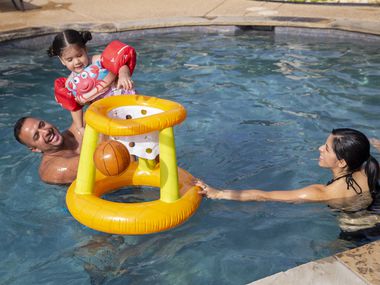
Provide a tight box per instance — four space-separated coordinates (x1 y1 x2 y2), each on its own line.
13 116 81 184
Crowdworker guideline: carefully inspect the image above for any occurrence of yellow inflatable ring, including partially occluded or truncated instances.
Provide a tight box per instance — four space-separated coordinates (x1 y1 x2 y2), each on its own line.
66 161 202 235
66 94 202 235
85 95 187 136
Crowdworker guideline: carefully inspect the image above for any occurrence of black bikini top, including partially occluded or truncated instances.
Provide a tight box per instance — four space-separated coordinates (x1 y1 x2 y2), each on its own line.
326 173 363 195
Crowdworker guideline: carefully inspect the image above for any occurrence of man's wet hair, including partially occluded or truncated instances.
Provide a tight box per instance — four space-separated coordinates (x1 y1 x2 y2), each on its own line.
14 116 29 145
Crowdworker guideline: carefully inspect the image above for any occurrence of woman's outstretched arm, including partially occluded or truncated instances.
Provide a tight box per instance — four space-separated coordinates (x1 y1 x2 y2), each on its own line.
196 180 336 203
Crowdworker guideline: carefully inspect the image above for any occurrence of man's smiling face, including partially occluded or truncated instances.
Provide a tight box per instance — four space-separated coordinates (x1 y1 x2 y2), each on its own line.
18 117 63 153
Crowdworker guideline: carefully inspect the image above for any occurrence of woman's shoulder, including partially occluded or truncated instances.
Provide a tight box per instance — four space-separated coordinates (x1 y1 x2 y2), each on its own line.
353 170 371 194
323 182 361 210
326 171 373 211
327 171 369 197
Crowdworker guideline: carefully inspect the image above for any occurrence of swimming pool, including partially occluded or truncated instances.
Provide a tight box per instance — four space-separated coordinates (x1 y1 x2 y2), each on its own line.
1 28 380 284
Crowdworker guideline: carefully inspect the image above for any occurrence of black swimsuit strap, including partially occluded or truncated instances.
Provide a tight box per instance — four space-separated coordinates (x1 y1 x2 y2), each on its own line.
326 173 363 194
326 173 351 186
345 174 363 195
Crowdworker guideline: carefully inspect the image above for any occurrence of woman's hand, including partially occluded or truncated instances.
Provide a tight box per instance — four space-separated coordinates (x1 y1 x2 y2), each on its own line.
370 138 380 153
117 65 134 90
195 179 222 199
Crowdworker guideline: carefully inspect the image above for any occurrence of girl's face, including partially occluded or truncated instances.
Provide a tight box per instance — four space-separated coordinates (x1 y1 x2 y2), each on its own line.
59 44 89 74
318 134 342 169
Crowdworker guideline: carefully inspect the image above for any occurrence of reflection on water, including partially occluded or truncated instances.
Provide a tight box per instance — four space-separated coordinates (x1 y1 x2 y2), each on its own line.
0 30 380 284
103 187 160 203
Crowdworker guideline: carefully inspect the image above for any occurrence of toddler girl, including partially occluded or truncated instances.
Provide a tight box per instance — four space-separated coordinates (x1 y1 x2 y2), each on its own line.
47 29 136 135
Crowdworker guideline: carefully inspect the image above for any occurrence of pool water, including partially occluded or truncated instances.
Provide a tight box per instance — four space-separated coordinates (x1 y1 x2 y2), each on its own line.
1 29 380 284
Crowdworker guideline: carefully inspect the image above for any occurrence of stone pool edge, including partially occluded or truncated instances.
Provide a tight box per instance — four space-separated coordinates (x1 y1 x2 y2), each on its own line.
249 240 380 285
1 15 380 43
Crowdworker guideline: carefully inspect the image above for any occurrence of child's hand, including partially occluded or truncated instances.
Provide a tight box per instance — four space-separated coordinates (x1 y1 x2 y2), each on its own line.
76 127 85 137
117 65 134 90
117 77 134 90
75 96 87 105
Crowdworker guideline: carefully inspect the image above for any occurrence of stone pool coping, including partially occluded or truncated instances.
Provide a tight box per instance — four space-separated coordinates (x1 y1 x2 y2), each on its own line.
1 0 379 284
249 240 380 285
1 0 380 43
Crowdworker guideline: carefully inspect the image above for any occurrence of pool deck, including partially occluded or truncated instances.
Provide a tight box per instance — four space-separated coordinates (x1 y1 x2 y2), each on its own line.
1 0 380 42
1 0 380 284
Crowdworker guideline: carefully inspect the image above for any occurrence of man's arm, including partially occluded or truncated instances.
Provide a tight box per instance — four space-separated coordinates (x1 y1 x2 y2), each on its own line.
39 155 79 185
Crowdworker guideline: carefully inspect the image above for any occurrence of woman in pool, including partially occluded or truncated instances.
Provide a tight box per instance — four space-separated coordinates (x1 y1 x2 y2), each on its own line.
196 128 380 213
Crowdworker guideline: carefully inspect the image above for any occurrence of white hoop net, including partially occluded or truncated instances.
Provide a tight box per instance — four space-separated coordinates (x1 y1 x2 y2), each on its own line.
108 106 163 160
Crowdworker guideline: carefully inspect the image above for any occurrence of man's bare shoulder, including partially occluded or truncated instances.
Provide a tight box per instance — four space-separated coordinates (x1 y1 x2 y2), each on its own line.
39 149 79 185
37 124 82 185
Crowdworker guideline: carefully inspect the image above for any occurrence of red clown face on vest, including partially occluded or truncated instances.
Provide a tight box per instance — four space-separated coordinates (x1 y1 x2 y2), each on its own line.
67 62 110 98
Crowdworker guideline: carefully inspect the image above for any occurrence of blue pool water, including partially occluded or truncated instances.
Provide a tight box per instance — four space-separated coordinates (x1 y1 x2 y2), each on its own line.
1 28 380 284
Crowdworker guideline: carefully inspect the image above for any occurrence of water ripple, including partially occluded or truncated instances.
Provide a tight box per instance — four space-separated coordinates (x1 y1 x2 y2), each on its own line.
0 30 379 285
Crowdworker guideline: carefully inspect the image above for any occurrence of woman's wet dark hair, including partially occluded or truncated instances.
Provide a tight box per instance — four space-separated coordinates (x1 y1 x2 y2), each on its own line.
331 128 380 210
47 29 92 57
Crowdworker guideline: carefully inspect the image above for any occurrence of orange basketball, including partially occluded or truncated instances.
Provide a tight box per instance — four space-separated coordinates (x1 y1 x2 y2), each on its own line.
94 140 130 176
